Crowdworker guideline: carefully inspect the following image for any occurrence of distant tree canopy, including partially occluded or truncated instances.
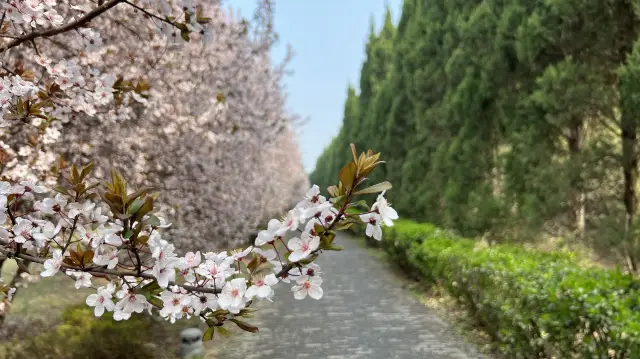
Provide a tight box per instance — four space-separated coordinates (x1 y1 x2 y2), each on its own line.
310 0 640 270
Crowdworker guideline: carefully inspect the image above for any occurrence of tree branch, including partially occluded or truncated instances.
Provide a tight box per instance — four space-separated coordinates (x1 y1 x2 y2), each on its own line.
1 0 125 52
0 245 222 294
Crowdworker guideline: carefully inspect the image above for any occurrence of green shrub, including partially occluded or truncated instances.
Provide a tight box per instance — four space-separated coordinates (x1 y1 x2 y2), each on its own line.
355 221 640 358
0 305 157 359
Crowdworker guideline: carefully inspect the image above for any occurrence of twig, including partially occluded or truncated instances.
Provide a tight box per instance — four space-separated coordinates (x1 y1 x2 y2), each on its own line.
122 0 175 26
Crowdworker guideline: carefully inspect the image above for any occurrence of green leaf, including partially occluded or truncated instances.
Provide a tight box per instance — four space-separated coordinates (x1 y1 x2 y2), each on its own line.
148 296 163 309
82 250 94 266
72 183 86 195
83 182 101 193
181 30 191 42
353 181 392 196
71 164 80 184
137 235 150 245
238 308 256 318
330 195 345 204
109 168 127 201
350 143 358 163
104 192 123 207
350 200 370 212
132 196 154 223
230 318 259 333
217 326 230 336
54 186 70 196
339 162 357 192
174 22 188 32
144 215 161 227
202 327 214 342
141 279 161 293
80 162 94 181
333 222 354 231
125 187 154 207
320 235 332 249
122 228 134 239
325 244 344 251
127 198 145 215
210 309 229 317
70 250 83 265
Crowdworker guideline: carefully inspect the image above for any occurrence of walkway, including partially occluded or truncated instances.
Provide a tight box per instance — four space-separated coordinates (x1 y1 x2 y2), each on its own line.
206 233 489 359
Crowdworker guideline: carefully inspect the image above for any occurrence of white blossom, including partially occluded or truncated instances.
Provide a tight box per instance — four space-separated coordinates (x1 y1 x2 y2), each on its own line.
86 285 115 317
292 276 323 300
114 292 147 321
372 191 399 227
41 249 63 277
255 218 281 246
246 273 278 301
218 278 247 314
67 270 92 289
288 234 320 262
360 213 383 241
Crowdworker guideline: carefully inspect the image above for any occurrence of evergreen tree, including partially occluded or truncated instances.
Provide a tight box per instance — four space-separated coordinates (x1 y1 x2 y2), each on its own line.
309 0 640 270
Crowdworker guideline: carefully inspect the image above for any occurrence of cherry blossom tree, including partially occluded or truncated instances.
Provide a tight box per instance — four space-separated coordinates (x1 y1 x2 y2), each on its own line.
0 0 307 251
0 0 308 330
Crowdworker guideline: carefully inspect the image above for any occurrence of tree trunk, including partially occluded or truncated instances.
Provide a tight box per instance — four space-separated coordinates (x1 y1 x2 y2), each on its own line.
567 118 586 238
621 111 638 272
616 0 640 274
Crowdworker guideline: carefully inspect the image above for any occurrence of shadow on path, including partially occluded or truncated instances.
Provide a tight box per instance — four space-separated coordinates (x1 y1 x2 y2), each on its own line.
206 233 488 359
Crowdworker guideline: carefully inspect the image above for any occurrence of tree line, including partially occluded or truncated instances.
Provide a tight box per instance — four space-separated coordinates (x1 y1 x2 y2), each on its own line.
310 0 640 270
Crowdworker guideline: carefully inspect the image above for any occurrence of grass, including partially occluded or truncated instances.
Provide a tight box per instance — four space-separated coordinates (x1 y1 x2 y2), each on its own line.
0 259 205 359
2 260 91 325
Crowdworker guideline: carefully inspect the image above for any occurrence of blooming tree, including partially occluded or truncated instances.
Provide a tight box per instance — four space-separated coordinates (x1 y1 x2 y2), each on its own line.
0 0 307 252
0 0 306 332
0 144 397 340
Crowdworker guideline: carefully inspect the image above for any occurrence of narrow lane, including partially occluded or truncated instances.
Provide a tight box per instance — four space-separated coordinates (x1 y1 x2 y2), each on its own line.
206 233 488 359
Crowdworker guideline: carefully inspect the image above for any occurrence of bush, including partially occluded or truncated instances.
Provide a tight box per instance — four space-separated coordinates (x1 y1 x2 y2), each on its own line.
0 305 157 359
355 220 640 358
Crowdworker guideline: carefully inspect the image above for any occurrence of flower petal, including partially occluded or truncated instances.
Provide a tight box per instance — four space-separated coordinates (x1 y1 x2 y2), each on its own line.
86 294 98 306
288 250 306 263
308 286 323 300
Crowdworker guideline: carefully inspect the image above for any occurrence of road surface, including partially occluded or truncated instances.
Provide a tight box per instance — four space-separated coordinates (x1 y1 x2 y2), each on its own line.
206 233 488 359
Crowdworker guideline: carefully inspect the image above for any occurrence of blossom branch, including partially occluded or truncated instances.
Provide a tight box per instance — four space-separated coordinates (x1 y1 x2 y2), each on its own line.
1 0 125 52
0 244 222 294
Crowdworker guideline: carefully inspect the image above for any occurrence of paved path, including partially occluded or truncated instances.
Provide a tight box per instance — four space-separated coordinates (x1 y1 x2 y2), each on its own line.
206 233 488 359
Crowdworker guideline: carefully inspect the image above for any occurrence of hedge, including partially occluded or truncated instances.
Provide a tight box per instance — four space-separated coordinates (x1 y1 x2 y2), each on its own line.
351 220 640 358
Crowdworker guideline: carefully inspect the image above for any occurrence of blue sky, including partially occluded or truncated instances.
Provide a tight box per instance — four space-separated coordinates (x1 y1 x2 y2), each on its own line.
231 0 402 173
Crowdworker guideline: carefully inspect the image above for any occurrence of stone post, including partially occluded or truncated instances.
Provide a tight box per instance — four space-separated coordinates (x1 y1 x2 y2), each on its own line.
179 328 205 359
